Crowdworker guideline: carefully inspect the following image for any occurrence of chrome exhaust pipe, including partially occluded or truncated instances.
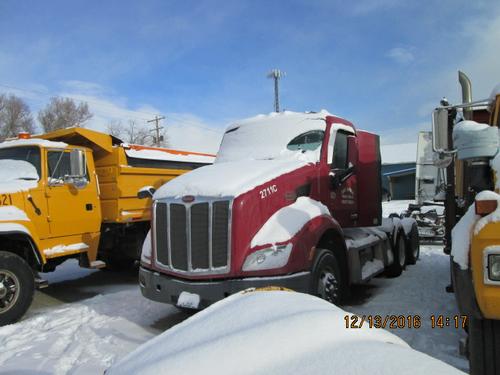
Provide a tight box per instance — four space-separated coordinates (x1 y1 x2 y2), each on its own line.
458 71 473 120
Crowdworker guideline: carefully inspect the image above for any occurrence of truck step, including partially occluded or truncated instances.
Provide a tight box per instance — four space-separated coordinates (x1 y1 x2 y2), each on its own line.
35 278 49 289
89 260 107 269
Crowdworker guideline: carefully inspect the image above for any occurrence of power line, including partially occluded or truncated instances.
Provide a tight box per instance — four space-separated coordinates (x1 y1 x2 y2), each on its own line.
147 115 165 146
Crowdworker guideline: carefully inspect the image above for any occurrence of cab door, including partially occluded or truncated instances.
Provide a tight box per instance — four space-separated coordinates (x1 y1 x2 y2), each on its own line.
326 129 358 227
45 149 101 238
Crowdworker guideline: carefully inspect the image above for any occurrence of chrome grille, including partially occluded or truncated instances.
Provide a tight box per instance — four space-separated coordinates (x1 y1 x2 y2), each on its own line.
153 198 231 275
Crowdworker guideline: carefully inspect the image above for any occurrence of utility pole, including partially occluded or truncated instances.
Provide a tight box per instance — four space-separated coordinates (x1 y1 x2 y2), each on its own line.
267 69 285 112
147 115 165 147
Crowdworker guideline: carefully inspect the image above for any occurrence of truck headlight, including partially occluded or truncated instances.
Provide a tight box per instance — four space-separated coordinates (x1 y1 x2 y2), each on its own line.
242 244 292 271
489 254 500 281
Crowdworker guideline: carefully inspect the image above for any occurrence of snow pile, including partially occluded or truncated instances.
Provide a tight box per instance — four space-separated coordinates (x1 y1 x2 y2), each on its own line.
125 148 215 164
43 243 89 257
216 110 332 163
345 245 468 371
251 197 330 247
0 138 67 149
0 206 29 221
0 222 31 235
474 190 500 235
380 143 417 164
451 205 478 270
453 120 490 133
0 159 38 181
453 120 498 160
0 159 39 193
154 159 311 199
177 291 201 309
345 233 381 249
451 191 500 270
0 286 175 375
108 291 464 375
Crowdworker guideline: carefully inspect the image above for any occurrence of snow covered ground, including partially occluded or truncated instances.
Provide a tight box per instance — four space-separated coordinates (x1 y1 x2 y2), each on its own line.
0 201 468 374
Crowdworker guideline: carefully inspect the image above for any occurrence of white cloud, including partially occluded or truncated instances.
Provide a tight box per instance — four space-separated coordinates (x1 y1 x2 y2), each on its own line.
59 85 225 153
386 47 415 64
379 122 430 145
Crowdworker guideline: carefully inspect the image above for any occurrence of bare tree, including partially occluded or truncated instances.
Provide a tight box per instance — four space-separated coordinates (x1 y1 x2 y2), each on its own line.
105 119 169 147
125 120 151 145
38 97 93 132
106 119 125 139
0 94 35 141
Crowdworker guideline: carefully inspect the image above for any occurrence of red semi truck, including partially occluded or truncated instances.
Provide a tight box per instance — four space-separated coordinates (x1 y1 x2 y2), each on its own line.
138 110 419 308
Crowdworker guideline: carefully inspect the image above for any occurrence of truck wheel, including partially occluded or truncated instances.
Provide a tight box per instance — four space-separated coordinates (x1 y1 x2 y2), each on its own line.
469 317 500 375
405 222 420 265
386 231 406 277
0 251 35 326
310 250 344 305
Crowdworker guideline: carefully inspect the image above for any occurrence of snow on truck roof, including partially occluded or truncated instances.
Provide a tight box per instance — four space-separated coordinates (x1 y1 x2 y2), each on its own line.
107 291 463 375
0 138 68 149
124 144 216 164
216 110 352 163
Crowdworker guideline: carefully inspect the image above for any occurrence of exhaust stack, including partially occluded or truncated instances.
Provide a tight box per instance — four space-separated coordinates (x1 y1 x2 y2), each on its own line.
458 71 473 120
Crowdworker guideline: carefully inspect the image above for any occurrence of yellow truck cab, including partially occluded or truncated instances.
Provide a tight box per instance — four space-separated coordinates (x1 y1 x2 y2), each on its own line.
0 127 214 326
432 72 500 375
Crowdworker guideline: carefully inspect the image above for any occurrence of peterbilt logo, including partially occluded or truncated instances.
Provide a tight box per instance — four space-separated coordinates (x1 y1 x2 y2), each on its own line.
182 195 195 203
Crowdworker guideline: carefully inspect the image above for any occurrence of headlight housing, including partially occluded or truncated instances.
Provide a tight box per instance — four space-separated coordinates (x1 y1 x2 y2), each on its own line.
140 231 152 264
488 254 500 281
242 244 292 271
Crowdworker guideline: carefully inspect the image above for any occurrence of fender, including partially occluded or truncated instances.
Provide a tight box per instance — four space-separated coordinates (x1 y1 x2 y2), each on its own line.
0 222 44 268
240 213 347 278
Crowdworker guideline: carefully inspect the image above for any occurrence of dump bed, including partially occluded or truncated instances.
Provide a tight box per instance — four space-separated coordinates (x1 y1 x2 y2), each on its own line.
40 127 215 224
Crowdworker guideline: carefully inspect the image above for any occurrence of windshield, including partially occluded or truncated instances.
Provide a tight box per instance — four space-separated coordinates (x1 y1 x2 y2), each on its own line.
0 146 41 180
216 113 327 163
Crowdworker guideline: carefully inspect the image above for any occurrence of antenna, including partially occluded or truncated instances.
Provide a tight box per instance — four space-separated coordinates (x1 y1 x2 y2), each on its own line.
267 69 285 112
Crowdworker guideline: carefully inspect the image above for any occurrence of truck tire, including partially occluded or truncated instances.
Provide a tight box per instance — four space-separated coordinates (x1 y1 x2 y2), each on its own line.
386 231 406 277
310 249 345 305
405 222 420 265
469 317 500 375
0 251 35 326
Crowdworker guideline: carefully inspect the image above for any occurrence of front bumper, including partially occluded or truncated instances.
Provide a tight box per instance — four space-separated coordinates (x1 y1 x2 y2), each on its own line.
139 267 311 308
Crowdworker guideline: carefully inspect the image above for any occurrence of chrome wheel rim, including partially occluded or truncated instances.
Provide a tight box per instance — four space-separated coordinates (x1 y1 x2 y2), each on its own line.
317 269 338 303
0 270 20 314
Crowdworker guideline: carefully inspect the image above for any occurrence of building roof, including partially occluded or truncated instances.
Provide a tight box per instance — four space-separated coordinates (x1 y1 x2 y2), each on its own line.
380 142 417 165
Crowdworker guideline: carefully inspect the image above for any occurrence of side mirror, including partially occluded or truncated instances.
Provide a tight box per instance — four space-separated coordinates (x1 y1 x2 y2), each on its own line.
329 172 341 190
138 186 156 199
432 108 451 153
70 149 86 178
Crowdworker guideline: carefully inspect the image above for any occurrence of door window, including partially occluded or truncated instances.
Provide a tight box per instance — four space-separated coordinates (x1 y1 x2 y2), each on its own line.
331 131 349 170
47 151 71 181
287 130 324 152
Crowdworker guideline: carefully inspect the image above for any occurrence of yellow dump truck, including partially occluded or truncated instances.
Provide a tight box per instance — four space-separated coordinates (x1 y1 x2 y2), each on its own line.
0 127 214 325
432 72 500 374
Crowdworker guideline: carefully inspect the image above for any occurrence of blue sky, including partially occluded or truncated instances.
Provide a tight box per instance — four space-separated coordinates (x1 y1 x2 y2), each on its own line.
1 0 499 152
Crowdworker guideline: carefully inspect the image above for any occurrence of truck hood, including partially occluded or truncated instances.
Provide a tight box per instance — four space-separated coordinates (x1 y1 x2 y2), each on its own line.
0 180 38 195
154 159 313 199
0 159 39 194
